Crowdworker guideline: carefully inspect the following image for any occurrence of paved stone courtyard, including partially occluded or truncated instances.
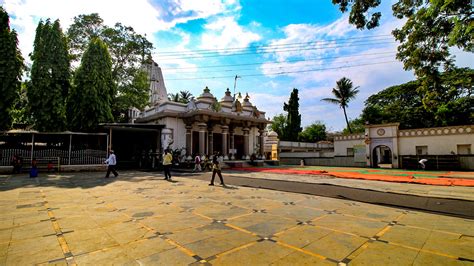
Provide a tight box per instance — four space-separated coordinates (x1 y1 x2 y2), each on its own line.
0 171 473 265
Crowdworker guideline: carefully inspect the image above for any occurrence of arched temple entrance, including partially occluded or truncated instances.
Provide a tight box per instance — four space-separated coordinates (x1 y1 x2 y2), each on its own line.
372 145 392 168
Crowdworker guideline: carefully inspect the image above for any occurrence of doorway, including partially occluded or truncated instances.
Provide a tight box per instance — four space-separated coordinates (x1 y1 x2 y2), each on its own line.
372 145 392 168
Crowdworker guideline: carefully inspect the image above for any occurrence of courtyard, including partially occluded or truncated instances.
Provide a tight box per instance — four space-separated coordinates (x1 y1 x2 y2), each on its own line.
1 171 473 265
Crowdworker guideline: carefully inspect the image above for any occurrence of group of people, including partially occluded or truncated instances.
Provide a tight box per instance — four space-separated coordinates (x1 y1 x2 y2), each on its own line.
104 149 226 186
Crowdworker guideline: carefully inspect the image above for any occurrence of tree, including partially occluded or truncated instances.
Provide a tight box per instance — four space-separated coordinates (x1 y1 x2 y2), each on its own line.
332 1 473 79
113 69 149 122
0 7 23 130
67 13 105 63
298 122 327 142
283 88 302 141
27 19 70 132
67 38 114 131
322 77 359 133
342 118 365 134
361 68 473 129
270 114 287 139
178 90 194 104
168 93 180 102
67 14 154 120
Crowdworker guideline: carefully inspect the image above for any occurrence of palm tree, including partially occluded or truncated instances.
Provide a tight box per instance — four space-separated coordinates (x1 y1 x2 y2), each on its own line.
168 93 180 102
178 90 194 104
322 77 359 133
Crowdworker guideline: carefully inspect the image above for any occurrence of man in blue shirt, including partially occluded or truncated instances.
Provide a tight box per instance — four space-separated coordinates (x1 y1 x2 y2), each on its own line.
104 150 119 178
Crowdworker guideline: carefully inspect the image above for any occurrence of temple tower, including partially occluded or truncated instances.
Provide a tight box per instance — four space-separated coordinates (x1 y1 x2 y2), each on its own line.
145 60 168 105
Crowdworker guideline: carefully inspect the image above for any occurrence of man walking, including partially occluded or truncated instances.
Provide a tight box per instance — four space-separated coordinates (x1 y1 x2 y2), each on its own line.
209 154 226 186
104 150 118 178
163 149 173 181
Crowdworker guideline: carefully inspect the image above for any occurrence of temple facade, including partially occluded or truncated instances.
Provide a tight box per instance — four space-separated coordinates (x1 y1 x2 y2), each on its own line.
134 61 270 160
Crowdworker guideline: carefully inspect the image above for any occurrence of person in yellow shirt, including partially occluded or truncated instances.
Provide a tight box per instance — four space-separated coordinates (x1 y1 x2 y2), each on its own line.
163 149 173 180
209 154 225 186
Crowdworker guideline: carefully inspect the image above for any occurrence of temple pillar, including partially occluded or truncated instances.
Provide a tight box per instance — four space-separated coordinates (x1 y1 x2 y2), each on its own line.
229 127 235 160
221 125 229 160
207 125 213 155
198 122 206 155
185 124 193 156
259 128 265 159
243 127 250 160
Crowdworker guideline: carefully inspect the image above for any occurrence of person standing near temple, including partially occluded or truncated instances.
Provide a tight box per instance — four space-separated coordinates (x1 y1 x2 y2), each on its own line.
163 149 173 181
104 150 119 178
209 154 226 186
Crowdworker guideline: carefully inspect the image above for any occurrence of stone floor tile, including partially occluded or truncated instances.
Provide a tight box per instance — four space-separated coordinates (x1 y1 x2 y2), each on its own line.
399 212 474 235
379 225 431 249
266 205 326 222
136 247 197 265
243 217 297 237
10 221 56 241
74 246 137 265
271 251 335 265
422 231 474 259
0 229 11 244
303 231 368 261
210 241 294 265
275 225 332 248
350 241 420 265
184 230 257 259
64 228 119 255
312 214 388 238
413 251 472 266
122 237 176 259
6 235 64 265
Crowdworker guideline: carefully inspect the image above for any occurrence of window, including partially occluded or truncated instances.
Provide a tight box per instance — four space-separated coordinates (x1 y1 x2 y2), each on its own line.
457 144 471 155
416 146 428 155
347 148 354 156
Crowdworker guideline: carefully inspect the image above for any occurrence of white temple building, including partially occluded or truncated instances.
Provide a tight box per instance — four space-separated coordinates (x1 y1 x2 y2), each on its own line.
132 60 270 160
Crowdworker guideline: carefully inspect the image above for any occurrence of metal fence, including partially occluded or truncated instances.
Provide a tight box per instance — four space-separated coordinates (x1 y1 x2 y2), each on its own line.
0 131 108 166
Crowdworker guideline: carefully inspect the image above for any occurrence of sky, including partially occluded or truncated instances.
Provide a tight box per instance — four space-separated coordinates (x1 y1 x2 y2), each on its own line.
2 0 473 132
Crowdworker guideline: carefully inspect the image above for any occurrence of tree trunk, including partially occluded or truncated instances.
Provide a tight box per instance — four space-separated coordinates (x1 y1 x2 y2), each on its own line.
343 107 352 133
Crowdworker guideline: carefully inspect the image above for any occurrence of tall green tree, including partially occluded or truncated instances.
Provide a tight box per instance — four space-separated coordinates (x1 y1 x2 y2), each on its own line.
68 38 114 131
283 88 302 141
269 114 287 139
0 7 23 130
322 77 359 133
332 0 473 81
361 68 473 129
298 122 327 142
67 14 154 120
27 19 70 132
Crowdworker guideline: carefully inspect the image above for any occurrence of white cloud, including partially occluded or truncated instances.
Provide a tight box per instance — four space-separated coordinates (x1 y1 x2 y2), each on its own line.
200 16 261 51
3 0 242 64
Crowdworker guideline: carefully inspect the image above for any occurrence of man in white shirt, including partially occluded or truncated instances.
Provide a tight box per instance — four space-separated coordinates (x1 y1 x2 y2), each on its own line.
104 150 118 178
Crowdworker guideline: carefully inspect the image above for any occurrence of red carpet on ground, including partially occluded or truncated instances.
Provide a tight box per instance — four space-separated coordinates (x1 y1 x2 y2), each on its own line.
229 168 474 187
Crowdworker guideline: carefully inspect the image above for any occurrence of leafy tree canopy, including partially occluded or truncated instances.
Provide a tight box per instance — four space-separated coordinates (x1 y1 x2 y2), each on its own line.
269 113 287 139
0 6 24 130
67 13 154 120
298 121 327 142
168 90 194 104
360 68 473 129
333 0 473 80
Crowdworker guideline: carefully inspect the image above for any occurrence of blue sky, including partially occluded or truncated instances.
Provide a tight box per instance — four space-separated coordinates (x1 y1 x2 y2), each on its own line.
2 0 473 131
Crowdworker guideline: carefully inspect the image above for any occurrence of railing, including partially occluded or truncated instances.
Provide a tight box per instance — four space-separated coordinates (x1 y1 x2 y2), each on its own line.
0 131 107 167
